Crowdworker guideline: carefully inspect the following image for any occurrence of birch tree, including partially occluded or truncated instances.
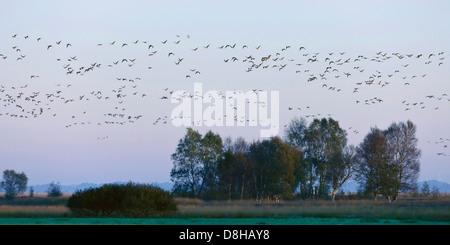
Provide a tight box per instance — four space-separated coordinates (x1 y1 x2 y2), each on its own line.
384 120 421 201
170 128 203 197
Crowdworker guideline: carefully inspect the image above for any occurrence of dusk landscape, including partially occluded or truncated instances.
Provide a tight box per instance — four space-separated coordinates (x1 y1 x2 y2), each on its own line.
0 0 449 241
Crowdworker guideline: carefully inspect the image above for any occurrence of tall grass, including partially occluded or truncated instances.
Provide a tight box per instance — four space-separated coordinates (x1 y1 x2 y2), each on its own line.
174 199 450 221
0 205 71 218
0 196 71 217
0 196 69 206
0 195 449 221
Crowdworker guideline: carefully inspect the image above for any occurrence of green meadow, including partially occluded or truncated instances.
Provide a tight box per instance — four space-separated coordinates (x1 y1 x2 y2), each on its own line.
0 196 449 225
0 217 448 225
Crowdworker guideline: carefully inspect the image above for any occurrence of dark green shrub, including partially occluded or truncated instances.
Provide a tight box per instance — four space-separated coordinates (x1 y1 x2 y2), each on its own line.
67 182 177 217
29 187 34 197
47 181 63 197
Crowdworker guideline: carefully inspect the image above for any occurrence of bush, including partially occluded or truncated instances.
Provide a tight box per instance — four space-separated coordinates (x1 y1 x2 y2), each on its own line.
29 187 34 198
1 170 28 200
47 182 63 197
421 181 430 197
67 182 177 217
431 186 440 199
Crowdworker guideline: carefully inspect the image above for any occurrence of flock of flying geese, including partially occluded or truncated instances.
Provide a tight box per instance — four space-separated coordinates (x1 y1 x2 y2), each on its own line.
428 138 450 157
0 33 448 156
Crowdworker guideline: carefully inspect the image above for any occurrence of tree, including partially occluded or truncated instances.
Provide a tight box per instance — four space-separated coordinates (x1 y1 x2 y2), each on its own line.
329 145 357 202
248 138 283 201
0 170 28 200
355 127 389 201
284 117 349 200
170 128 224 199
307 118 347 199
276 138 303 200
47 181 63 197
384 120 421 201
200 130 224 199
421 181 430 197
170 128 204 197
284 117 308 149
285 117 314 199
231 137 251 200
356 121 421 202
431 186 440 199
247 137 301 201
29 186 35 197
217 148 236 200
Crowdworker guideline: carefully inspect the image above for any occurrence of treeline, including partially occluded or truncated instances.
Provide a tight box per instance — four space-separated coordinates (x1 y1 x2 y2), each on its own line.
0 169 63 200
170 117 421 202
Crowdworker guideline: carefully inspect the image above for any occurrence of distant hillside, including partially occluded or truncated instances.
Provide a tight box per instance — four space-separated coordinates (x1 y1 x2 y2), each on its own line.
340 180 450 193
29 180 449 194
417 180 450 193
30 182 174 193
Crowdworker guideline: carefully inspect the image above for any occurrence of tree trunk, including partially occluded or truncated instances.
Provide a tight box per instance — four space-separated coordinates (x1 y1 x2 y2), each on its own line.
330 176 350 202
331 190 337 202
240 174 245 200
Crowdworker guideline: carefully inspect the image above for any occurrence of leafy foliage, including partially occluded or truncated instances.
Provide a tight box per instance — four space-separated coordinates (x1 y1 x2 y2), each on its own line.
0 170 28 200
356 120 421 202
67 182 177 217
170 118 421 202
47 181 63 197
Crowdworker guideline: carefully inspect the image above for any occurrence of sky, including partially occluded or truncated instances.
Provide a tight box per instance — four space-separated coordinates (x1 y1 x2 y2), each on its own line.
0 0 449 185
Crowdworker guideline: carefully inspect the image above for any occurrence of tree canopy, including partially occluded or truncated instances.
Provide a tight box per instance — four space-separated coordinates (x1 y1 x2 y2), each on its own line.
170 118 421 202
0 169 28 200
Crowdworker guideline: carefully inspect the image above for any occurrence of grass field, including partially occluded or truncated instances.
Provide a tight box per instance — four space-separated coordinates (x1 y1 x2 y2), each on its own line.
1 196 449 225
0 217 448 225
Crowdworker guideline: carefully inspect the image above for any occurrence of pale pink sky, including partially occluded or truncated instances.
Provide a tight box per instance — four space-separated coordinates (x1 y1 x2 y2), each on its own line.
0 0 449 185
